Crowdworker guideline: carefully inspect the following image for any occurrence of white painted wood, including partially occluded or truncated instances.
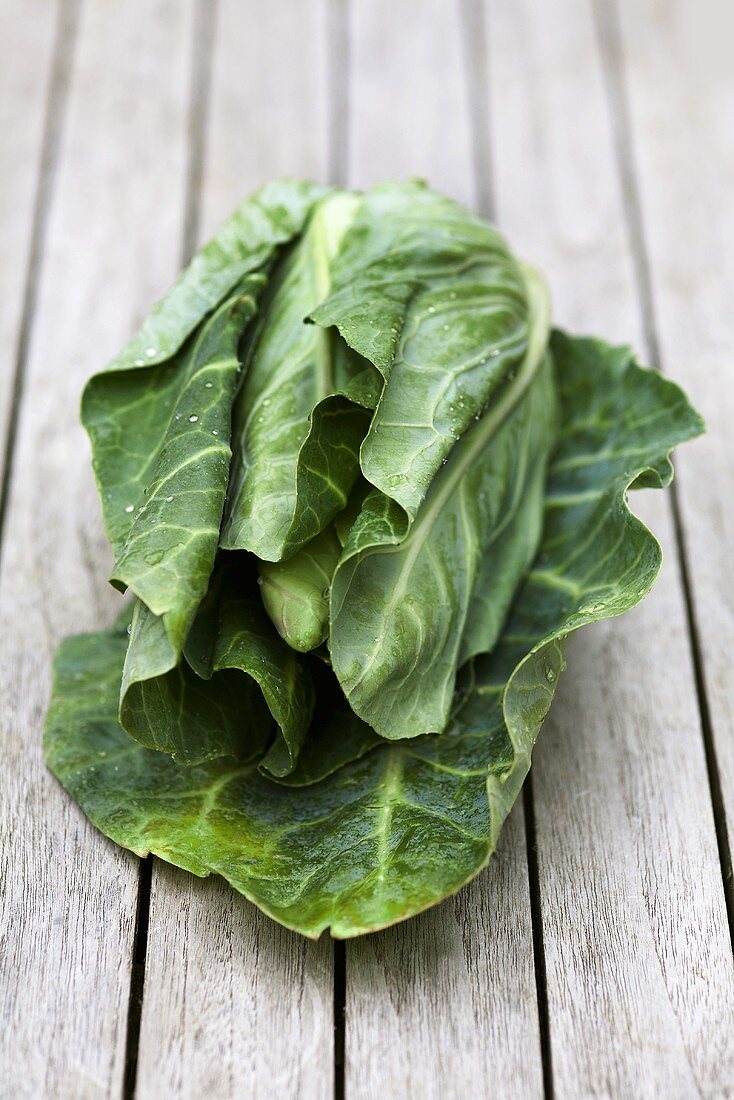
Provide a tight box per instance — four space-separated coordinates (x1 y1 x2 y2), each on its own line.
136 5 335 1098
199 0 331 238
616 0 734 892
345 5 543 1097
486 0 734 1093
0 0 58 467
348 0 476 210
0 2 195 1096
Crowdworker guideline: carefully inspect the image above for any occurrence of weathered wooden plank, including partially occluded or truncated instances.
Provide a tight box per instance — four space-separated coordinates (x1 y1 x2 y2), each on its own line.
346 810 543 1100
615 0 734 915
139 866 333 1100
534 516 734 1097
486 0 734 1093
0 2 195 1097
0 0 59 475
199 0 331 237
344 4 544 1097
348 0 476 209
486 0 639 343
135 4 335 1098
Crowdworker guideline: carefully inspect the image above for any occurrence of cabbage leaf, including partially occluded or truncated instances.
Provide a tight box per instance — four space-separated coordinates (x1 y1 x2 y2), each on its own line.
44 182 703 937
44 321 699 937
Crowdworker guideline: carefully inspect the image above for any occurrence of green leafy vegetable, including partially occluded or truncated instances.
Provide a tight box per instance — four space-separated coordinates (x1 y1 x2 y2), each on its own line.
44 180 703 937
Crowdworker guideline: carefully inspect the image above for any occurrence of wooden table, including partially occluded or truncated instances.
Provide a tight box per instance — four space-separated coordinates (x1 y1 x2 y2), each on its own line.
2 1 732 1096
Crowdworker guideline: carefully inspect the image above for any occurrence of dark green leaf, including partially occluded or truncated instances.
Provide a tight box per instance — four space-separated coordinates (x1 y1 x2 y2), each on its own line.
311 181 532 519
83 179 329 556
45 332 703 936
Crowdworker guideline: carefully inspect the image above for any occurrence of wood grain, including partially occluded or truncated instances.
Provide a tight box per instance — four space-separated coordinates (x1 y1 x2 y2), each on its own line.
199 0 331 238
616 0 734 908
348 0 476 210
486 0 734 1093
135 5 336 1097
0 2 195 1096
0 0 60 471
346 810 544 1100
2 2 732 1098
344 4 544 1097
137 866 333 1100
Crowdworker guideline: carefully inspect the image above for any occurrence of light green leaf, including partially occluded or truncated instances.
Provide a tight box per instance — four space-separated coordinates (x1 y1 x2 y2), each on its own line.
311 181 532 518
258 524 342 652
221 192 378 560
257 477 375 652
329 274 555 738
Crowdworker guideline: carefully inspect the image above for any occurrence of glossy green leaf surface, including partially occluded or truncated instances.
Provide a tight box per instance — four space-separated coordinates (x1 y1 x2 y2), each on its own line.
45 329 703 936
83 179 329 557
110 290 257 654
119 563 315 775
310 181 532 518
328 271 556 737
220 191 376 561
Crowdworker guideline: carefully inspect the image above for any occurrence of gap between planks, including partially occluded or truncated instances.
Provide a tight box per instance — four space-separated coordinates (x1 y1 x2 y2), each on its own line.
460 1 555 1092
592 0 734 952
121 0 350 1095
121 2 220 1097
0 0 81 561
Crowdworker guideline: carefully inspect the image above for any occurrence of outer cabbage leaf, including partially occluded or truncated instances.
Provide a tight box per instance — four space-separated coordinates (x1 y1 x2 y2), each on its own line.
109 289 257 656
83 179 329 556
118 599 268 765
45 333 704 937
329 271 555 738
80 181 330 772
